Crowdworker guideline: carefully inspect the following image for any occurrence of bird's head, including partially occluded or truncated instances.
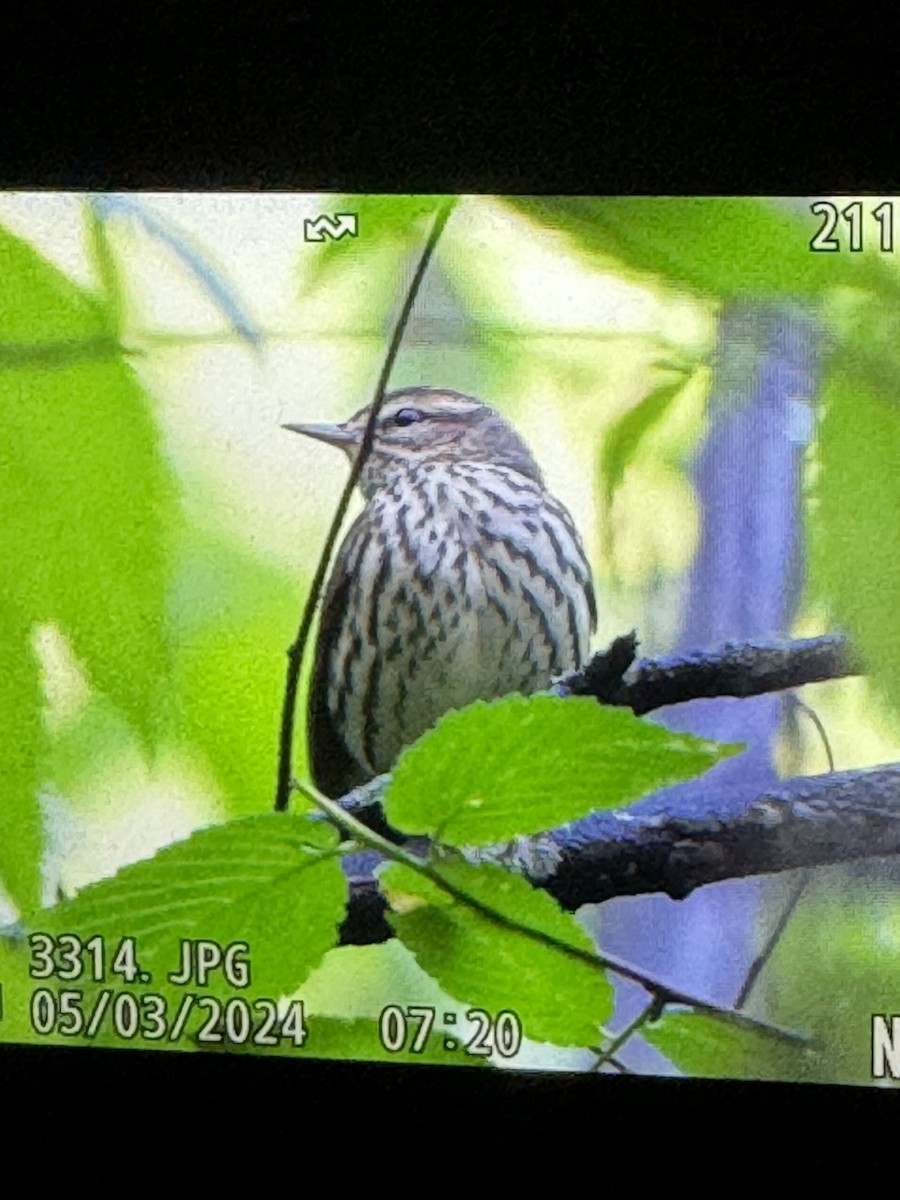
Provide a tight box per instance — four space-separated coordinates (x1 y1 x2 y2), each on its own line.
284 387 543 497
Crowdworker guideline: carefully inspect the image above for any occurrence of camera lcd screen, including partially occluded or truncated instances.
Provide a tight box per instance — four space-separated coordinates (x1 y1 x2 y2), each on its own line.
1 193 896 1087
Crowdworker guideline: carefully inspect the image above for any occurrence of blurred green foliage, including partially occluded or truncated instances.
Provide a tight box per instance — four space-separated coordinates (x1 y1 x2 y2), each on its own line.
169 529 309 814
84 202 126 342
507 197 900 301
301 194 450 298
810 351 900 719
598 366 696 515
0 599 43 911
0 225 178 910
757 871 900 1086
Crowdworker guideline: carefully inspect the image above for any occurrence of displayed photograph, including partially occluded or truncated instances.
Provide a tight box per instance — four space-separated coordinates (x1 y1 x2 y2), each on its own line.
1 193 897 1084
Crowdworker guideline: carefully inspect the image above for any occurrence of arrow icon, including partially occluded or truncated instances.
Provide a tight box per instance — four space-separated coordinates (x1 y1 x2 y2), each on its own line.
303 213 359 242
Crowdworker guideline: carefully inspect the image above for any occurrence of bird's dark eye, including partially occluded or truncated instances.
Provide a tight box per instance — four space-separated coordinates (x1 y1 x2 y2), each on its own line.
393 408 421 427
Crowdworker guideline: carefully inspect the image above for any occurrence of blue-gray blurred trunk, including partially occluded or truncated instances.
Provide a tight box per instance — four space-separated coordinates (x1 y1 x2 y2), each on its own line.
584 304 816 1069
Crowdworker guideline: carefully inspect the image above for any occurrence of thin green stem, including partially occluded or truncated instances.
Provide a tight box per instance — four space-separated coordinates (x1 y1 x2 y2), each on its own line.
591 1000 658 1071
275 198 458 812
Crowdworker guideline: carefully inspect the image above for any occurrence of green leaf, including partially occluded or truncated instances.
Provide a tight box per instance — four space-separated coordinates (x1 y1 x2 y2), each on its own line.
0 601 44 913
382 858 612 1047
302 194 451 296
823 288 900 413
36 813 347 1000
599 373 693 510
384 694 739 846
643 1009 811 1081
299 941 462 1020
0 224 178 746
808 370 900 718
505 197 896 302
0 223 106 344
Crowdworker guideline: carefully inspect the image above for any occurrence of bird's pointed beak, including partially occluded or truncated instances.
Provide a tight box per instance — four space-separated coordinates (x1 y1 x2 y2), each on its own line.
282 421 359 449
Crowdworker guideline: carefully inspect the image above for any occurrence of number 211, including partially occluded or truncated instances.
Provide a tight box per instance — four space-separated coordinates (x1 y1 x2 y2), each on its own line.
809 200 894 252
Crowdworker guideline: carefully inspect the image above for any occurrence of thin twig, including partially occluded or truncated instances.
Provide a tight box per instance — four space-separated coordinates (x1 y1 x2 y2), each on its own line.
790 696 836 773
733 698 832 1010
291 779 809 1047
275 198 458 811
125 324 700 352
0 336 123 369
591 1000 659 1071
734 876 809 1010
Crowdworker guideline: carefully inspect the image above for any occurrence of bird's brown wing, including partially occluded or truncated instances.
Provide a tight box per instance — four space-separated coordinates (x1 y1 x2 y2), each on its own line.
308 518 372 799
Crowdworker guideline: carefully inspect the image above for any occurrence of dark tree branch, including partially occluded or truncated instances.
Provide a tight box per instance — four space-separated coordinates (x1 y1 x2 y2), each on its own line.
340 762 900 945
544 762 900 908
334 632 865 834
327 630 887 946
338 879 393 946
553 631 863 714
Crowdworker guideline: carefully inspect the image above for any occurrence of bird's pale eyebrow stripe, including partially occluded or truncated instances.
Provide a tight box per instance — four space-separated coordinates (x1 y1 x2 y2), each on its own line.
427 406 482 421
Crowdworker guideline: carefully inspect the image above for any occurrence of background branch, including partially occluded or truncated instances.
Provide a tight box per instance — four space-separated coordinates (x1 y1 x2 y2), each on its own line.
553 631 862 713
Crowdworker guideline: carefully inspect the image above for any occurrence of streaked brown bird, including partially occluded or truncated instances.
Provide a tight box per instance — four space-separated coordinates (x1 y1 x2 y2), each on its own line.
285 387 597 798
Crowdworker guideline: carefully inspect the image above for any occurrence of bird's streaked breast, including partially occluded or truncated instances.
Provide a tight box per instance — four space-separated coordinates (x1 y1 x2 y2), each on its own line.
318 459 595 780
